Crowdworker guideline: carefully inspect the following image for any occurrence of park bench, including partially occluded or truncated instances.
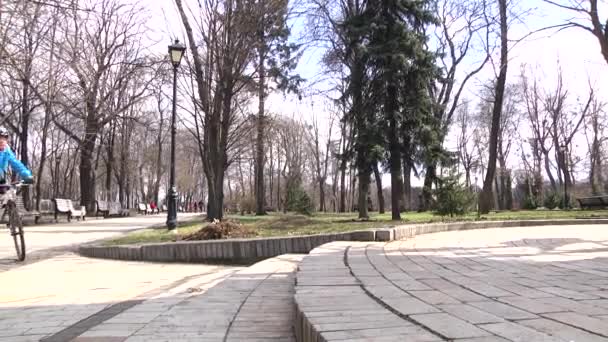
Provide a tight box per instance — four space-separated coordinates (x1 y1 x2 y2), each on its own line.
15 195 40 222
96 200 110 218
147 204 160 214
54 198 86 222
145 203 154 214
37 199 54 223
137 203 148 215
576 195 608 209
109 201 129 216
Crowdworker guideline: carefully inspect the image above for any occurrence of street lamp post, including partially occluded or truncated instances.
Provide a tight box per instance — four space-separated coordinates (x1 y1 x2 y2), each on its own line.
167 39 186 230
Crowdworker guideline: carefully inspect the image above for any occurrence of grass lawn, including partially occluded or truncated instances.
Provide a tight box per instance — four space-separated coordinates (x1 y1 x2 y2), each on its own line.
103 209 608 246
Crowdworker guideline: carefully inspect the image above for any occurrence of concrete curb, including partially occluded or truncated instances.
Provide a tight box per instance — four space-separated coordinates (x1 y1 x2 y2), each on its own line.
78 218 608 265
78 229 377 263
375 218 608 241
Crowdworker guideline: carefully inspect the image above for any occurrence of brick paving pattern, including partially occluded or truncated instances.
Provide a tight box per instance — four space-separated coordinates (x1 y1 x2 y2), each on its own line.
296 225 608 341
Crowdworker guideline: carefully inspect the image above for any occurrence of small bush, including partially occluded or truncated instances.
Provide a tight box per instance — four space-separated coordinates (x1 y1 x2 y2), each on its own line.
239 196 256 215
182 219 255 240
286 186 314 216
433 173 474 217
522 195 538 210
543 192 560 209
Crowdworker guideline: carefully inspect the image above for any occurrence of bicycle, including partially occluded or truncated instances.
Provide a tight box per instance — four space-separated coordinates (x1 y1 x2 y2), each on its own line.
1 181 29 261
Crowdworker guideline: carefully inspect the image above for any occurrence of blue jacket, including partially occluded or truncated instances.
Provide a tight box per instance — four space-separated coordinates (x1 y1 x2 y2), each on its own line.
0 146 32 180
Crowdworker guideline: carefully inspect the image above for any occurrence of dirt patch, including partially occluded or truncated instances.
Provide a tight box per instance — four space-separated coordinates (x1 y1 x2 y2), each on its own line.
182 220 256 240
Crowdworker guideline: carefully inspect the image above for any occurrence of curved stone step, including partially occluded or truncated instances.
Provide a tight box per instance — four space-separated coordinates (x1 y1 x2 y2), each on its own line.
68 254 304 341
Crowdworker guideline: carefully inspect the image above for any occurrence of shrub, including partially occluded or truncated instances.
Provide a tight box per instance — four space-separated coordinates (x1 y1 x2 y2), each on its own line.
182 220 255 240
543 192 560 209
522 195 538 210
239 196 256 215
285 186 314 216
433 172 474 217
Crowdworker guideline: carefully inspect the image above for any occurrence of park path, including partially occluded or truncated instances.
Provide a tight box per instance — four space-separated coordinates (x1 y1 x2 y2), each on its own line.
0 213 200 267
296 224 608 341
0 212 244 342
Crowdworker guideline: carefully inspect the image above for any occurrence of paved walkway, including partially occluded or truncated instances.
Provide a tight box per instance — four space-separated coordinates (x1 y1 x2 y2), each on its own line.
0 212 302 342
0 213 200 268
296 224 608 341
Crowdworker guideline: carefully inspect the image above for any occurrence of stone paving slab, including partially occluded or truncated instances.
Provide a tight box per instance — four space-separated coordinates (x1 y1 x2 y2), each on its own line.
295 224 608 341
0 252 240 341
69 254 304 342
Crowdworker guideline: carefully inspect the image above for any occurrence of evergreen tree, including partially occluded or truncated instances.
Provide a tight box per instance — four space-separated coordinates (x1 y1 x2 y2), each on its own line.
339 2 382 220
365 0 437 220
252 0 302 216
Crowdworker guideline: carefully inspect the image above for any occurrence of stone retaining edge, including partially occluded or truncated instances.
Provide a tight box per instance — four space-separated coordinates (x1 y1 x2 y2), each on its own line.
78 229 377 263
78 218 608 264
293 218 608 342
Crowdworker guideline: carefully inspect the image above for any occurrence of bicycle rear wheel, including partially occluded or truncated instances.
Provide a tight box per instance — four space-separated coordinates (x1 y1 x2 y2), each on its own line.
8 204 25 261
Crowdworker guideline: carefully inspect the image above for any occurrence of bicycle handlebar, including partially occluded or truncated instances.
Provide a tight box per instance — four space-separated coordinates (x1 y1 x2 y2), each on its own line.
0 181 33 189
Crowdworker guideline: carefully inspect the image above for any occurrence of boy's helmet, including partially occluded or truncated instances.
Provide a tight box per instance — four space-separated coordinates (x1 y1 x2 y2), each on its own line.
0 127 9 138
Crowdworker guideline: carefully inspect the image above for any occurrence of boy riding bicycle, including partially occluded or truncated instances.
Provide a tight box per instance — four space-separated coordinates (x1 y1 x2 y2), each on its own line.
0 128 34 186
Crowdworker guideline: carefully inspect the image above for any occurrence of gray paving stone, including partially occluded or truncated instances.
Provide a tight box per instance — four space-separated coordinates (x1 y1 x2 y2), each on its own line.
519 318 608 342
536 296 608 315
410 313 492 339
437 304 504 324
479 321 565 341
320 326 442 341
468 301 538 320
408 290 460 305
455 337 510 342
543 311 608 337
537 287 601 300
496 296 568 314
381 296 440 315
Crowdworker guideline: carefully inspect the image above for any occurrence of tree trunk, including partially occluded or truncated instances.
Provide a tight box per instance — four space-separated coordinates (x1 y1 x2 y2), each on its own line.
255 40 266 215
80 118 98 213
319 177 326 212
35 105 51 211
20 72 31 209
403 155 411 211
542 151 557 191
269 140 274 209
277 145 281 211
480 0 508 214
153 107 164 204
420 165 435 211
105 121 116 200
373 163 385 214
339 123 348 212
388 132 402 219
358 171 370 219
505 171 513 209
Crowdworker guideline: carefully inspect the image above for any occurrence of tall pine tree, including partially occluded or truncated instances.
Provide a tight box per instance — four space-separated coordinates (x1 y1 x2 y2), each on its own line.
366 0 437 220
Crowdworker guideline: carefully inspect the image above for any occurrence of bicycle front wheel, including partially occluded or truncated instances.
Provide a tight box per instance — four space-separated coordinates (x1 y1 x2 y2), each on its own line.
8 205 25 261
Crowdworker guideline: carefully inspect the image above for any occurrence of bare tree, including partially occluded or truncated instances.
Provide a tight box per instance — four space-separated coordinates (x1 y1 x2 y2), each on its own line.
543 0 608 65
455 100 478 188
584 98 607 194
50 0 153 212
479 0 508 214
544 67 593 192
520 66 556 196
175 0 259 220
421 0 493 210
309 111 334 212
